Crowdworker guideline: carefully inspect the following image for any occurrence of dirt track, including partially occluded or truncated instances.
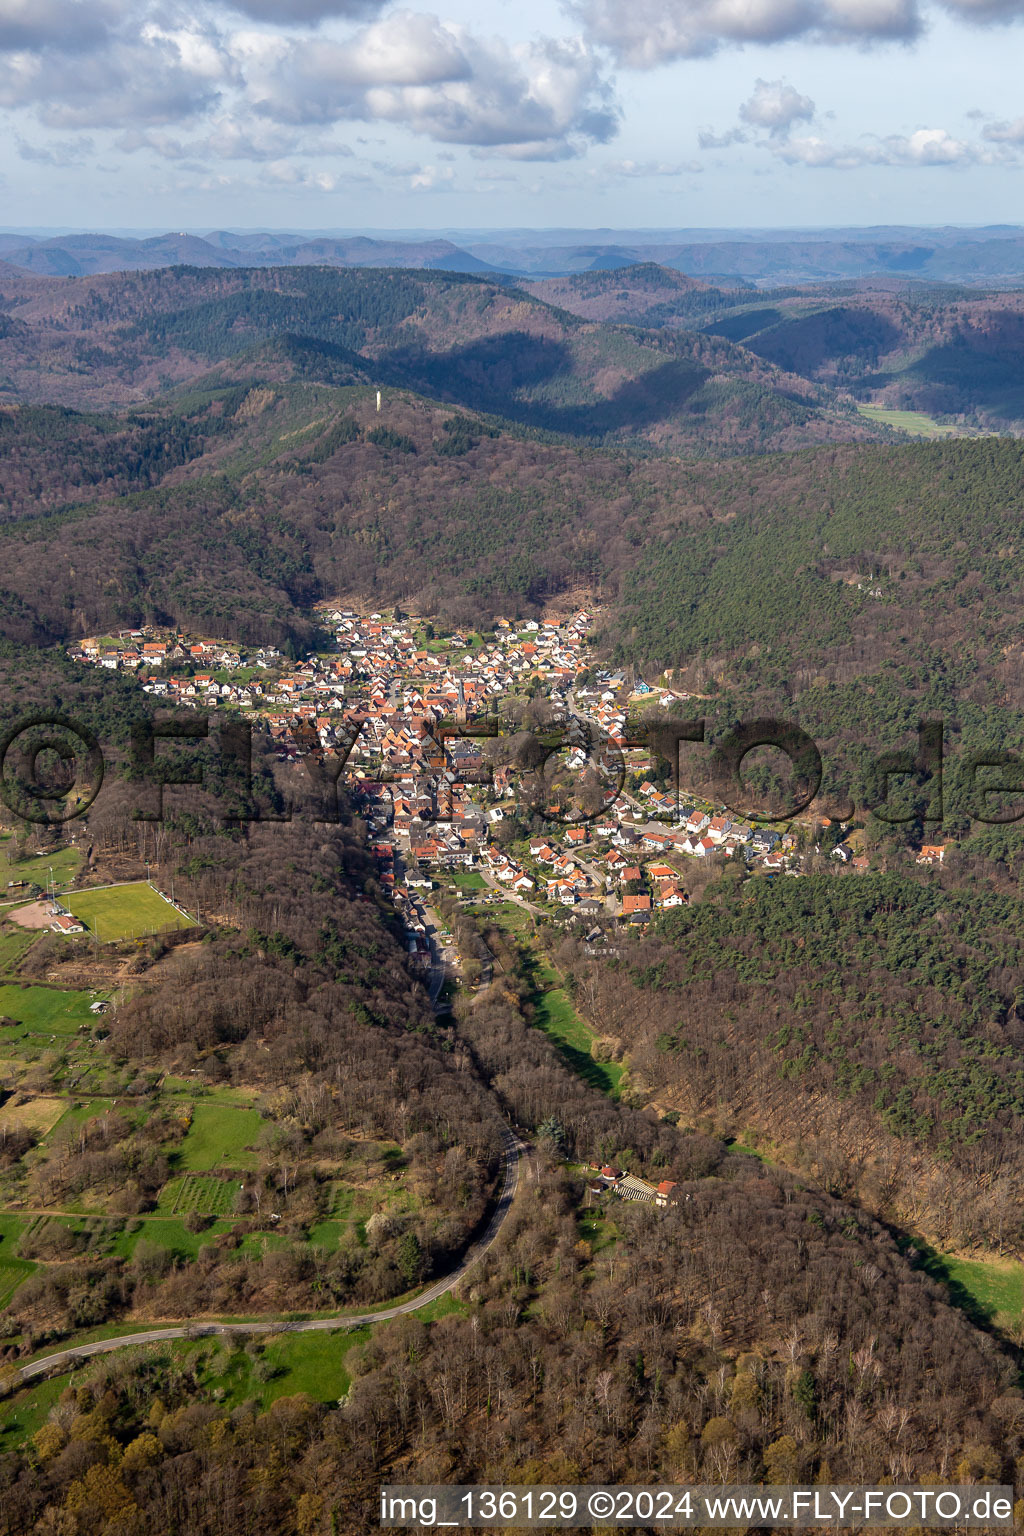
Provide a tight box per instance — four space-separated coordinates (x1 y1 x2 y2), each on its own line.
5 901 54 930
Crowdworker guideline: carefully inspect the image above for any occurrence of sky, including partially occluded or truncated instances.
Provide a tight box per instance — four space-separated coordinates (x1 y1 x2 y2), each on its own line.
2 0 1024 228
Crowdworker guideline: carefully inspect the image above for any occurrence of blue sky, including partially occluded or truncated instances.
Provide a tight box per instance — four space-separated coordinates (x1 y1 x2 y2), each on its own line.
1 0 1023 227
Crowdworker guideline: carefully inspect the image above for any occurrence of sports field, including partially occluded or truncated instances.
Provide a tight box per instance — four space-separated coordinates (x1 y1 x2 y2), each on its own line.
64 882 195 942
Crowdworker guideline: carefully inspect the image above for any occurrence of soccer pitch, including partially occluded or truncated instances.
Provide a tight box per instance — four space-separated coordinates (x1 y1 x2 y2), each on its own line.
64 882 196 942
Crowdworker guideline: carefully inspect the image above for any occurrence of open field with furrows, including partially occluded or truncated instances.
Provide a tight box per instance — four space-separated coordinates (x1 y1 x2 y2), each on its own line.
158 1173 240 1216
0 927 33 974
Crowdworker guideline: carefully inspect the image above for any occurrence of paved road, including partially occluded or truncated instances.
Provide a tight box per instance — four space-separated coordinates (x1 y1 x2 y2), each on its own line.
15 1128 524 1385
421 900 455 1008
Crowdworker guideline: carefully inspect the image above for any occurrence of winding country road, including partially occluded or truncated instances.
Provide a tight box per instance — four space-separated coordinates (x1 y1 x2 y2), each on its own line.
15 1127 525 1386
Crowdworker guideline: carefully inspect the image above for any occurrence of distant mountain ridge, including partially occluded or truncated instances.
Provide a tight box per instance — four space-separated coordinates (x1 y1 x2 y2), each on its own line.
2 226 1024 283
0 232 509 278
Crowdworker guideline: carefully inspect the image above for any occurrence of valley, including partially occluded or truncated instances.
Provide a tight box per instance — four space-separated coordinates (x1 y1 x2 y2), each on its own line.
1 254 1024 1528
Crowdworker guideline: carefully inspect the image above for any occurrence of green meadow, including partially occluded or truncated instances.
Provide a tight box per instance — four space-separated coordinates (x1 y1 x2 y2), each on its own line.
178 1103 265 1171
855 404 958 437
0 984 100 1038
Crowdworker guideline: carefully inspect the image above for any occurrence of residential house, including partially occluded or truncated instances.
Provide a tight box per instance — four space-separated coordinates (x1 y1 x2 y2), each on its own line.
916 845 947 865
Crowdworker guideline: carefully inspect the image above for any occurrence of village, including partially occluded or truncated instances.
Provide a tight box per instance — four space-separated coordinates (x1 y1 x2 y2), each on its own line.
69 609 948 964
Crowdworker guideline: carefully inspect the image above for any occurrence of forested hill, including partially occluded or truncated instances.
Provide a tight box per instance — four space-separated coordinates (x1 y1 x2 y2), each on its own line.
1 369 1022 688
523 264 1024 431
566 870 1024 1251
614 435 1024 682
525 263 732 327
0 264 879 456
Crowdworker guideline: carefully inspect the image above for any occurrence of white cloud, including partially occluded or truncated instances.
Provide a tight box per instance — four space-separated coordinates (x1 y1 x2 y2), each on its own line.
700 77 814 150
0 17 233 127
982 114 1024 141
248 16 618 158
410 162 455 187
0 3 617 159
940 0 1024 18
739 78 815 135
775 124 994 165
116 116 350 162
245 11 470 118
0 0 122 55
774 132 867 165
2 0 1020 189
0 47 224 127
875 125 978 161
698 125 748 147
567 0 921 66
568 0 1024 66
603 156 703 173
701 79 1007 168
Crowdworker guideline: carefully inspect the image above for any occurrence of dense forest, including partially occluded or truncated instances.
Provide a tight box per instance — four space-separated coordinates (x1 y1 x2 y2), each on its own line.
557 867 1024 1249
3 1158 1023 1535
0 359 1015 659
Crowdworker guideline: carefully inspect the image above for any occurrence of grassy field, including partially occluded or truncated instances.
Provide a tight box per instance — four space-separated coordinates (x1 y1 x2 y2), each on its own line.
178 1103 265 1171
451 869 487 890
108 1217 237 1261
523 953 624 1096
0 1289 471 1449
0 1214 35 1307
47 1099 118 1137
577 1208 619 1256
159 1076 257 1106
0 842 82 893
308 1185 357 1252
534 986 624 1096
0 1327 370 1446
0 1373 66 1447
486 901 535 935
0 927 33 974
0 1096 67 1135
855 404 958 437
64 882 195 942
917 1245 1024 1329
243 1328 368 1406
0 984 100 1038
